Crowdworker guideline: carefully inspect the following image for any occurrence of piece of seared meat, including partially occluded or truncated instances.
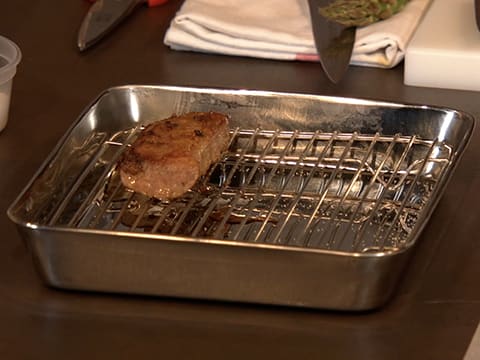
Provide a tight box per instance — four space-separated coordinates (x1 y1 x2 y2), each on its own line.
119 112 230 200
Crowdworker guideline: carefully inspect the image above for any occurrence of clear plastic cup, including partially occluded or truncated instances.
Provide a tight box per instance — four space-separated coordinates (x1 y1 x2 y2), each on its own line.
0 35 21 132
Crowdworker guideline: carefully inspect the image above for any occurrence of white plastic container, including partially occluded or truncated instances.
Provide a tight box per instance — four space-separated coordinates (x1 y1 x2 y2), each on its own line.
0 35 21 132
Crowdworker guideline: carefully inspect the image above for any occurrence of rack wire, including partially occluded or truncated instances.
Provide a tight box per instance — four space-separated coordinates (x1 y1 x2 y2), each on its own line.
46 127 452 253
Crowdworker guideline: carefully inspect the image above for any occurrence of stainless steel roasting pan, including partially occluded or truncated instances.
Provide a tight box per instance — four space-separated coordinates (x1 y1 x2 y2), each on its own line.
7 85 474 311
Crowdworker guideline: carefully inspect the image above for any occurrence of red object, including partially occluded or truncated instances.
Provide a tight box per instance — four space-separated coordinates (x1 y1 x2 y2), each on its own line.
85 0 168 6
147 0 168 6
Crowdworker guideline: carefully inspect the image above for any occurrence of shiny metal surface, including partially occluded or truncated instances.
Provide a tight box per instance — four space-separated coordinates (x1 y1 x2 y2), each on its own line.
7 85 474 310
78 0 144 51
42 129 450 252
307 0 356 83
476 0 480 31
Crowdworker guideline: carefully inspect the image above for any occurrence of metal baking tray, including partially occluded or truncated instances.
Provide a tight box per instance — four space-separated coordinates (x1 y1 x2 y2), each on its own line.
7 85 474 310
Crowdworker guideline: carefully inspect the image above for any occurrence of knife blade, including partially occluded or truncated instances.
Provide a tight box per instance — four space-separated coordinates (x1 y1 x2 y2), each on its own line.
77 0 168 52
307 0 356 83
475 0 480 32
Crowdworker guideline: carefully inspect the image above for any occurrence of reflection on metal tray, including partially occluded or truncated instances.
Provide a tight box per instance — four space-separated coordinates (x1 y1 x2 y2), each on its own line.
7 85 474 311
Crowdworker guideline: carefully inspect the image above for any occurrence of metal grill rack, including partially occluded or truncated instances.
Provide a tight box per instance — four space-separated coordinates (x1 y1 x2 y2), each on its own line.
45 126 452 254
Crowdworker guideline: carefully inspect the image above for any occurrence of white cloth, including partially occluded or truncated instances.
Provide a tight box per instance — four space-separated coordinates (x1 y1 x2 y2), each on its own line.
164 0 431 68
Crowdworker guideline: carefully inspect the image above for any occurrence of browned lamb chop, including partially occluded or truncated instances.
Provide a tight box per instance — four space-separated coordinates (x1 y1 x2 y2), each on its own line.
119 112 230 200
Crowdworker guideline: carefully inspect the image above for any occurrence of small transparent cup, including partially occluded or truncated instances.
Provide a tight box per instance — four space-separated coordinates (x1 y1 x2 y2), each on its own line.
0 35 21 132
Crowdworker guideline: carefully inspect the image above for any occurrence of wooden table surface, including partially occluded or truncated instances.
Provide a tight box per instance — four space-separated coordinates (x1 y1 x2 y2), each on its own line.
0 1 479 359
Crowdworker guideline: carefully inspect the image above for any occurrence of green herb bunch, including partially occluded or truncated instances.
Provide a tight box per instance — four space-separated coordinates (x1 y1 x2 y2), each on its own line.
319 0 410 27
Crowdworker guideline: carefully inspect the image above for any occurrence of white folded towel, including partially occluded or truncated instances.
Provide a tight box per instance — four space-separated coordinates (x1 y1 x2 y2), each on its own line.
164 0 431 68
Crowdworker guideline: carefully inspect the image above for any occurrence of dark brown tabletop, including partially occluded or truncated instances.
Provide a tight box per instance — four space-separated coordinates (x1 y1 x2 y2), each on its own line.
1 1 479 359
